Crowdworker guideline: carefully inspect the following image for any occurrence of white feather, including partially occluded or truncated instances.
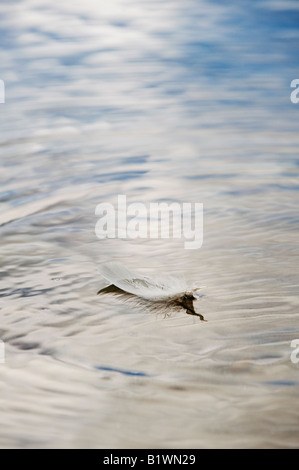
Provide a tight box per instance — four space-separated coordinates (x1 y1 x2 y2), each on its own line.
98 262 190 301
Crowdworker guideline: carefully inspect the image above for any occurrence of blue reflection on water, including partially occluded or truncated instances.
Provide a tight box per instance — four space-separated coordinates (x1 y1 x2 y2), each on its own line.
96 365 149 377
264 380 299 387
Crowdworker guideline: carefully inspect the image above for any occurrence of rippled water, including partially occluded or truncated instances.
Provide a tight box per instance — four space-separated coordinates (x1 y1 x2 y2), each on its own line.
1 0 299 449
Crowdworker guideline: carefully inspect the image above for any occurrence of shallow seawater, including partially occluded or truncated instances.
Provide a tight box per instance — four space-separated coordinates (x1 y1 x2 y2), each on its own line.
1 0 299 449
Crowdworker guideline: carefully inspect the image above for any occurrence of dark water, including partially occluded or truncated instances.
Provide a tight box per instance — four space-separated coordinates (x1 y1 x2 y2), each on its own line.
0 0 299 448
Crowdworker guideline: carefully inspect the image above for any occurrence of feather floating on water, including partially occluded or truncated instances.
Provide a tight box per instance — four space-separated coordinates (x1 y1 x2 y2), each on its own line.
97 262 206 321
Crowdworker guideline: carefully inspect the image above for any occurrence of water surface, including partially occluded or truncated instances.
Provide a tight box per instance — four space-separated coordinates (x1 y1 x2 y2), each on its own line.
0 0 299 449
